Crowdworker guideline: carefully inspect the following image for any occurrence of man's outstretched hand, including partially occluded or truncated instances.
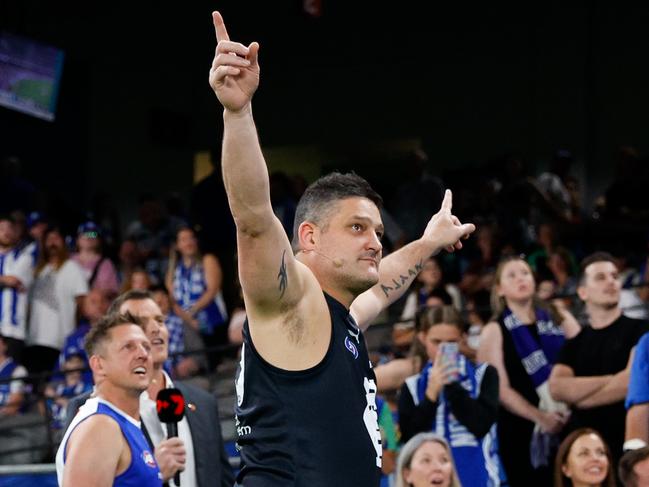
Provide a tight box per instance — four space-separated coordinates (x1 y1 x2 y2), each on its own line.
423 190 476 253
209 11 260 112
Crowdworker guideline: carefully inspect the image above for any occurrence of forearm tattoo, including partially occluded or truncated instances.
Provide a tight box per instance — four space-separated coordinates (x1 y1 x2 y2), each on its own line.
278 250 288 298
380 259 424 298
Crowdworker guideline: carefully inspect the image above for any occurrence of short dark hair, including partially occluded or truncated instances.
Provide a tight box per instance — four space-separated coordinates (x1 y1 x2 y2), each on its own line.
619 447 649 487
85 312 143 357
107 289 154 315
291 172 383 251
0 214 15 224
578 251 617 286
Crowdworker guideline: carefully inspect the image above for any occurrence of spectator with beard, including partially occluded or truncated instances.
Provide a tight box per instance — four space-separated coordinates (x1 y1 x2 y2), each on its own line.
550 252 649 464
25 226 88 375
0 214 34 362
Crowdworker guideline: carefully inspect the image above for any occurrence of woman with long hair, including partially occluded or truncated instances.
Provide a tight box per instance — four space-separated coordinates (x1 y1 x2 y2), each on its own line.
165 226 228 369
396 432 462 487
71 221 119 298
399 305 506 486
554 428 615 487
478 256 580 486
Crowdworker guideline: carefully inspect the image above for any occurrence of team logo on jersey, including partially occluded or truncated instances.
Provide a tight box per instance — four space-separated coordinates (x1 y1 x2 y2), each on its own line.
344 336 359 359
142 450 157 468
347 326 360 344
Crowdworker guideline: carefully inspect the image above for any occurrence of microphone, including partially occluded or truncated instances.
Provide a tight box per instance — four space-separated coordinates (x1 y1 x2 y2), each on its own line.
301 249 345 268
156 388 186 486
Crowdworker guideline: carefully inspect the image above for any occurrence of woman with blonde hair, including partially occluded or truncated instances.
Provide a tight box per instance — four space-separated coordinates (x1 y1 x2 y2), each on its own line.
396 432 462 487
478 255 580 486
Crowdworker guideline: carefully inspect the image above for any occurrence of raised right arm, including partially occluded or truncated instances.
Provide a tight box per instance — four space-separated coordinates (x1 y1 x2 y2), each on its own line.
209 12 307 314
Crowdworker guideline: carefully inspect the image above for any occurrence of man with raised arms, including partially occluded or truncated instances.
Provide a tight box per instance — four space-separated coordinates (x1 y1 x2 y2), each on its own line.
209 11 475 486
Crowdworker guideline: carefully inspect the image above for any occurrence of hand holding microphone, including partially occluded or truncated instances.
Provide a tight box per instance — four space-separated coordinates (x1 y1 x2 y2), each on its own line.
156 388 186 486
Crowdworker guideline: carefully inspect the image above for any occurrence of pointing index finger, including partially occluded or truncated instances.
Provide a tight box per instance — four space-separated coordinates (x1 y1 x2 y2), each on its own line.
441 189 453 211
212 11 230 42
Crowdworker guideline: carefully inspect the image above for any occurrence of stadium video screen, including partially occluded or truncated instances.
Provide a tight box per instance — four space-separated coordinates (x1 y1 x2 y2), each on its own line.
0 32 65 122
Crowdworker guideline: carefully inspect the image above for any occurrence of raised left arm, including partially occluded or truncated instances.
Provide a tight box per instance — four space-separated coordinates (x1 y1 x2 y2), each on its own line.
351 190 475 329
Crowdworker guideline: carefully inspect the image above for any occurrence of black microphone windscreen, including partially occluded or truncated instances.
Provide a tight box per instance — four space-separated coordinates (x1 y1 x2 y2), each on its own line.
156 388 186 423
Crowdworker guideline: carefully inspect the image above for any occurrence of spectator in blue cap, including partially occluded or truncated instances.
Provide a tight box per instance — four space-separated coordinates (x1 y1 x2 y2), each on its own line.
71 221 119 298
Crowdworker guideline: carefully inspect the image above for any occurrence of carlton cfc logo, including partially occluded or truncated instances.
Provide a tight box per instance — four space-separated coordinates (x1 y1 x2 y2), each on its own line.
344 336 359 359
142 450 157 468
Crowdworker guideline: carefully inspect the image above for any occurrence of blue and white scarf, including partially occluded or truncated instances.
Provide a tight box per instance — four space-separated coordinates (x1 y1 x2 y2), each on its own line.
502 306 564 388
410 356 506 486
502 306 567 467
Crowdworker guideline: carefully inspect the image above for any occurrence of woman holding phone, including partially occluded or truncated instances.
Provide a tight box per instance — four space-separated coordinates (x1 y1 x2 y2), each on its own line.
399 305 506 486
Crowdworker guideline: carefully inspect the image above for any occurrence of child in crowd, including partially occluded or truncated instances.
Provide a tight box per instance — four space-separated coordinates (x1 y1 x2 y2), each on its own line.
44 353 92 432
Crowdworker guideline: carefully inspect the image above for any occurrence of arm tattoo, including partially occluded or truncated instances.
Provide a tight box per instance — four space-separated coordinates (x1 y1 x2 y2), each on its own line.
380 258 424 298
277 250 288 299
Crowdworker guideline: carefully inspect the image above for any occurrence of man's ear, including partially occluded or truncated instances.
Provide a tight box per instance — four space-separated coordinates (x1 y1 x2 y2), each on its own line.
298 221 318 252
89 354 103 378
577 284 587 302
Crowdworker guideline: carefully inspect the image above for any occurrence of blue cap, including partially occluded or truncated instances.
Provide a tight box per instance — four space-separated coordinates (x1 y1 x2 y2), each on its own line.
26 211 45 229
77 221 101 238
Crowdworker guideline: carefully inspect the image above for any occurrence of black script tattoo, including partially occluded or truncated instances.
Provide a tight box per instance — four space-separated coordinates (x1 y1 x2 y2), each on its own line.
380 259 424 298
278 250 288 299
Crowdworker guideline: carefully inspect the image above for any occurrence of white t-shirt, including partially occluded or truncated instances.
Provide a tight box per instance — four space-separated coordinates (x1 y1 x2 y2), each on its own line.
28 260 88 350
0 247 33 340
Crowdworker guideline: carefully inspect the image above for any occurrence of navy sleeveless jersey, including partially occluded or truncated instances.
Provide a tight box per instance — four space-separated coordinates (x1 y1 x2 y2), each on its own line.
234 292 382 486
56 397 162 486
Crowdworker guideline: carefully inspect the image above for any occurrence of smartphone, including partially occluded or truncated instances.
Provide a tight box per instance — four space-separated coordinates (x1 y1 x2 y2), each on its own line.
438 342 460 381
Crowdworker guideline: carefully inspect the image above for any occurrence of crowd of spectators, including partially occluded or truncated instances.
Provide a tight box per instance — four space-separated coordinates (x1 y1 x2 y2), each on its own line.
1 145 649 486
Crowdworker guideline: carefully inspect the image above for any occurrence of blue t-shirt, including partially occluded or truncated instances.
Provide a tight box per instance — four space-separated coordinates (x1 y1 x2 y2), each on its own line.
626 332 649 409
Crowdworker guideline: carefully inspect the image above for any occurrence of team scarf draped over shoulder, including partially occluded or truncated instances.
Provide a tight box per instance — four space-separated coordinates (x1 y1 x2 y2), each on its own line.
502 306 564 388
415 356 506 486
